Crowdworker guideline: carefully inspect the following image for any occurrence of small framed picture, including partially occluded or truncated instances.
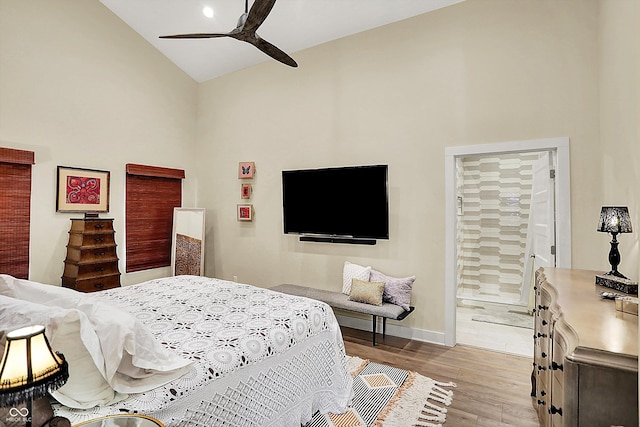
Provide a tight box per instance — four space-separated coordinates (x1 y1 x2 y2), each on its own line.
238 162 255 179
241 183 252 199
56 166 110 213
237 204 253 221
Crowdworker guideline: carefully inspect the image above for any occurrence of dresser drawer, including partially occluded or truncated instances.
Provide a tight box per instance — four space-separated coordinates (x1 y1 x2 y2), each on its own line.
551 373 564 426
65 245 118 263
62 273 120 292
70 219 114 233
537 374 551 425
552 332 566 385
68 231 116 247
63 260 120 279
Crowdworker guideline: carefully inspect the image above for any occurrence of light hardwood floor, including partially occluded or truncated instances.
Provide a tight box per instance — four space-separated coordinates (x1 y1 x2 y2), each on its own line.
341 326 540 427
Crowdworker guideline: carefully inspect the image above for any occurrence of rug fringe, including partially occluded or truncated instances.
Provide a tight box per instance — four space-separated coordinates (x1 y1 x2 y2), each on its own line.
374 371 456 427
347 356 369 378
415 422 444 427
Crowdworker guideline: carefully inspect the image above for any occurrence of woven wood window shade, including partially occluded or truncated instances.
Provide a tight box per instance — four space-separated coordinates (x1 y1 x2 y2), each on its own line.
0 148 35 279
126 164 184 273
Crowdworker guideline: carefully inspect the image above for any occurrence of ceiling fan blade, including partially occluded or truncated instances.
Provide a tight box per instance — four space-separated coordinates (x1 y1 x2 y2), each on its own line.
159 33 229 39
251 37 297 67
243 0 277 33
158 0 296 69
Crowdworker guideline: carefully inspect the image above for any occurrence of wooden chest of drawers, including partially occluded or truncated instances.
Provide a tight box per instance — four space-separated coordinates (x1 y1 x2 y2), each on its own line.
533 268 638 427
62 218 121 292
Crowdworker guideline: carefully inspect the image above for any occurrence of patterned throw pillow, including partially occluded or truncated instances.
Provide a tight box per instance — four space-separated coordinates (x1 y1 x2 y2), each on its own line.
348 278 385 306
369 269 415 311
342 261 371 294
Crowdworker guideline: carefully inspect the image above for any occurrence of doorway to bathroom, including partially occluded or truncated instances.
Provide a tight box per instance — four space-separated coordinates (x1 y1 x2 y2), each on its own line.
444 138 572 354
456 151 542 355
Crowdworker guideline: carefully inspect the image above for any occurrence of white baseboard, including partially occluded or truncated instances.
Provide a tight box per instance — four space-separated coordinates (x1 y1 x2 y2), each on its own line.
335 313 447 346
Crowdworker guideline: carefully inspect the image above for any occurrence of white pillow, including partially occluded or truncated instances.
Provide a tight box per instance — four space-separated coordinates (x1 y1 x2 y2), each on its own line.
3 276 192 393
2 275 83 306
75 297 193 393
49 312 128 408
342 261 371 294
0 295 124 408
0 274 16 297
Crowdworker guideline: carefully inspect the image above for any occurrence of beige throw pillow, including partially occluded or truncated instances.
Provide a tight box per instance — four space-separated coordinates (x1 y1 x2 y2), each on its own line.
348 278 385 306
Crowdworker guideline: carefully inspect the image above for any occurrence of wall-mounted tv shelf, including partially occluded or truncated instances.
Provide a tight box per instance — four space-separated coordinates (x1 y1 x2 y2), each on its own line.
299 236 376 245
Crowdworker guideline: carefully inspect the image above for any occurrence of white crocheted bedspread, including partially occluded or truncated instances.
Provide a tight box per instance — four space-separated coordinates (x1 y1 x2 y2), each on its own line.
54 276 353 427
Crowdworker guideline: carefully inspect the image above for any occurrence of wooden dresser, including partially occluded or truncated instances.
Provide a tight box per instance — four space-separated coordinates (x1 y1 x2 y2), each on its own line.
62 218 121 292
533 267 638 427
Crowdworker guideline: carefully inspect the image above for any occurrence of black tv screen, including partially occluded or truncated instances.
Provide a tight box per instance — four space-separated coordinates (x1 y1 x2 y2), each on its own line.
282 165 389 240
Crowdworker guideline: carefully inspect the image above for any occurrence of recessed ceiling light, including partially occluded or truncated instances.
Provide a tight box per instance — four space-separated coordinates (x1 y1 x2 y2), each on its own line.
202 6 214 18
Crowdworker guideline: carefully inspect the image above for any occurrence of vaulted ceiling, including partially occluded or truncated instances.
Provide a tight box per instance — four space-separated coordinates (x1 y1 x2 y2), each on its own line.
100 0 464 82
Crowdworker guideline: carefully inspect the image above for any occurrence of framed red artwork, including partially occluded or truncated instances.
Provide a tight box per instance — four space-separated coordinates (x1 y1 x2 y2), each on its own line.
56 166 110 213
237 204 253 221
241 184 252 199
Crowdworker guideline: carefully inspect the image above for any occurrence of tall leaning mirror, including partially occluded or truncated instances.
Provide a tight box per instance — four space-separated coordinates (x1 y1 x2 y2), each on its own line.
171 208 205 276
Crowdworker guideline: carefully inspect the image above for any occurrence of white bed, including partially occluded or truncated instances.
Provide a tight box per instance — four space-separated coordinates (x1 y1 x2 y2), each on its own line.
0 275 353 427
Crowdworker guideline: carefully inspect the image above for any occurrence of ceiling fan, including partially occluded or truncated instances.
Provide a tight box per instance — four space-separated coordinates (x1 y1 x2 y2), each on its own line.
159 0 298 68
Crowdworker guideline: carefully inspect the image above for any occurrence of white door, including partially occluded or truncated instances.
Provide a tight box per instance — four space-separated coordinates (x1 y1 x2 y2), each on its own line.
522 151 556 306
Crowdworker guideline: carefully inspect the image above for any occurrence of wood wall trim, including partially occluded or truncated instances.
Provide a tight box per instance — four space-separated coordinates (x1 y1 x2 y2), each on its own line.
0 147 35 165
126 163 185 179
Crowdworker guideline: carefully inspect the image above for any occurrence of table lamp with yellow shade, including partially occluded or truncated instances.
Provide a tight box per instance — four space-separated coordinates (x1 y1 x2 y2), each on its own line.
0 325 69 427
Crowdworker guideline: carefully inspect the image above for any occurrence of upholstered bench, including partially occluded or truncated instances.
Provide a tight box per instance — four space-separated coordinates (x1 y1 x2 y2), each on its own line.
270 284 415 346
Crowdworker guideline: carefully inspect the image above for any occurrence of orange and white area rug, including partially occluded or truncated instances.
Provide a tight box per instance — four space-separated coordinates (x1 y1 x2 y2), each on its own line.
306 356 456 427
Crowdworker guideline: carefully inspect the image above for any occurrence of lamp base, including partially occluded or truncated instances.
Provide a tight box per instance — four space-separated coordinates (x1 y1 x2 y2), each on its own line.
605 269 629 280
596 274 638 295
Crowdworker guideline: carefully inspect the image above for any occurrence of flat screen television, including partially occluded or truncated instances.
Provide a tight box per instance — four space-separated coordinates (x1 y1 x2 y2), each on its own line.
282 165 389 243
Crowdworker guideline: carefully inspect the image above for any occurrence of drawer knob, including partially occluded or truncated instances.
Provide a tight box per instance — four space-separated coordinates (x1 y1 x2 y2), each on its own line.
94 224 104 229
95 267 105 272
541 390 547 396
538 365 546 371
542 320 548 326
538 304 548 311
549 405 563 416
537 332 547 338
552 361 564 371
541 352 547 358
538 400 546 406
96 252 105 256
94 283 105 290
94 237 105 242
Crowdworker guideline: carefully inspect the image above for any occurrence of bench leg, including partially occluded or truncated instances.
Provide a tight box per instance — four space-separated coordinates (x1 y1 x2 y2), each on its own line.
383 317 387 338
372 315 377 346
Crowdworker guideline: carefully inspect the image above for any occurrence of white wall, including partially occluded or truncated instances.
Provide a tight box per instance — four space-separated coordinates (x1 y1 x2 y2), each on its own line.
195 0 613 337
596 1 639 413
0 0 636 342
0 0 198 285
598 0 639 281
